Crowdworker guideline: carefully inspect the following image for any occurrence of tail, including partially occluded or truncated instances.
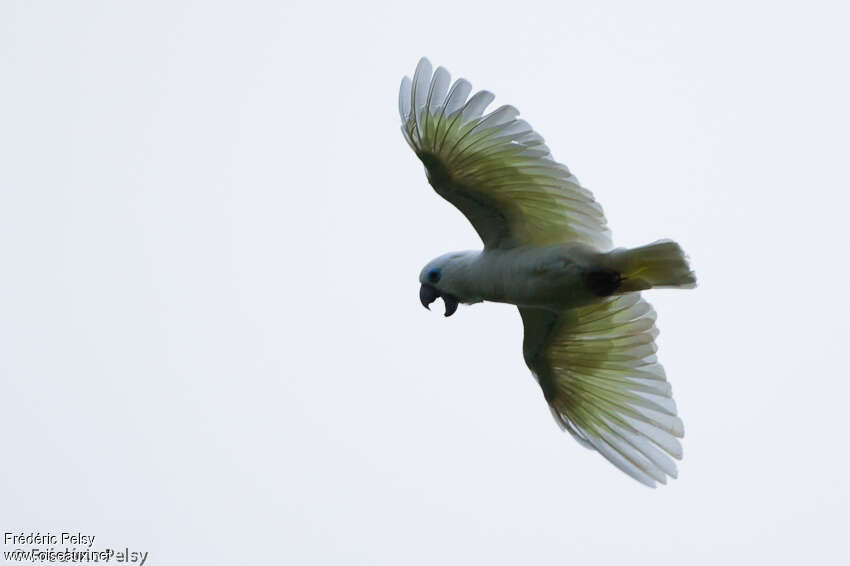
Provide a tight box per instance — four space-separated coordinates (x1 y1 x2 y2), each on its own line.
605 239 697 293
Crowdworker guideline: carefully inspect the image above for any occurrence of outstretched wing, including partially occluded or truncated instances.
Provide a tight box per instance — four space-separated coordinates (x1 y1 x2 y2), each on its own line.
399 58 612 251
519 294 684 487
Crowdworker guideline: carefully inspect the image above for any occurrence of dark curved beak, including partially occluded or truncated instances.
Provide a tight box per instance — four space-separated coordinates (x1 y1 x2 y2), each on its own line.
419 284 459 317
419 284 439 310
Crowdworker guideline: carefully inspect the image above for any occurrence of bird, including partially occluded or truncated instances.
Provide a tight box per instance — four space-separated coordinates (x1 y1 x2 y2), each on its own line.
399 58 697 487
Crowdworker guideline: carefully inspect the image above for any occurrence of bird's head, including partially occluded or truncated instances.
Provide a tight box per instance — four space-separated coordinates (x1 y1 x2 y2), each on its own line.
418 253 468 317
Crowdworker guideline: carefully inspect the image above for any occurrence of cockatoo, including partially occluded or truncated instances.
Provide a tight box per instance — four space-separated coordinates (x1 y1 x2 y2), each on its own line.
399 58 696 487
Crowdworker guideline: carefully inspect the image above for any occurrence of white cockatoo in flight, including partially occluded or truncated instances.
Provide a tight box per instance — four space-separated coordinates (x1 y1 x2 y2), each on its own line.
399 58 697 487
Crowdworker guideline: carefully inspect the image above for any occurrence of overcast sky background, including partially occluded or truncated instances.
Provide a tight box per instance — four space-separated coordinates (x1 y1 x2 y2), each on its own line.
1 1 848 564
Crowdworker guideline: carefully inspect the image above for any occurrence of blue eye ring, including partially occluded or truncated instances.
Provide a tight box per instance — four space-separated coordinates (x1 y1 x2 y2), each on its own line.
427 268 441 284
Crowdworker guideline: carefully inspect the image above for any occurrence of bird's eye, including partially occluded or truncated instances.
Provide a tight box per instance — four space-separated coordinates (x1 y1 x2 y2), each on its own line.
427 268 441 283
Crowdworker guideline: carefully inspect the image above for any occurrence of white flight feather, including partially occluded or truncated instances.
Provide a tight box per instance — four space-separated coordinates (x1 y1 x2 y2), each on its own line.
399 57 612 251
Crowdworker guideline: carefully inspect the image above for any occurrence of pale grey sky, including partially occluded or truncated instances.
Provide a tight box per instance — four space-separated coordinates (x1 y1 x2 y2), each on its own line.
1 1 848 564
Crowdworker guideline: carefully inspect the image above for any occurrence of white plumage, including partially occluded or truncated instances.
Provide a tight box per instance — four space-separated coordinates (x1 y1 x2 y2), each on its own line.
400 58 696 487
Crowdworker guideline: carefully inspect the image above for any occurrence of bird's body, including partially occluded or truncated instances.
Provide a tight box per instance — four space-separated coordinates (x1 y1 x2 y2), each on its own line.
422 244 593 309
423 243 645 310
399 58 696 487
